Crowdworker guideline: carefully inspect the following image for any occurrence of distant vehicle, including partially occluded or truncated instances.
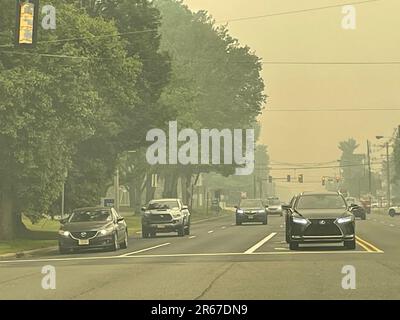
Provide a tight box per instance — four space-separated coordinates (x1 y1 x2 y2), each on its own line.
388 205 400 217
345 197 366 220
141 199 190 238
264 197 283 216
58 207 128 254
371 202 379 209
285 192 356 250
235 199 268 225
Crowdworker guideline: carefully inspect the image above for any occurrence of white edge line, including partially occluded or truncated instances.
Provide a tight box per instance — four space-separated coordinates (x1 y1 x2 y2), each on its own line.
244 232 277 254
119 242 171 257
0 250 383 264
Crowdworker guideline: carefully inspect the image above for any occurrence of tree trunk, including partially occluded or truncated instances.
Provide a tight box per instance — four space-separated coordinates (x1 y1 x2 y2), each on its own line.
163 171 178 198
0 191 15 240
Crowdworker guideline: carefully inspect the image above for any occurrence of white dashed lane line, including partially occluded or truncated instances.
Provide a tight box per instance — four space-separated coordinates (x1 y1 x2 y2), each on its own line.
189 236 196 239
208 230 214 234
244 233 277 254
119 242 171 257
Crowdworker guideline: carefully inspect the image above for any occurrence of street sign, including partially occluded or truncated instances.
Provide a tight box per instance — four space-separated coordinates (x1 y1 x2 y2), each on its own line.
15 0 39 47
102 198 115 207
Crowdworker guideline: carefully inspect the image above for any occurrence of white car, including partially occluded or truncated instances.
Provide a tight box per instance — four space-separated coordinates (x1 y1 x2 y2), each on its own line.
388 206 400 217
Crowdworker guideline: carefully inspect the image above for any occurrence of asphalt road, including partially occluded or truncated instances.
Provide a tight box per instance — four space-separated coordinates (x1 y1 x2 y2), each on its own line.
1 212 400 299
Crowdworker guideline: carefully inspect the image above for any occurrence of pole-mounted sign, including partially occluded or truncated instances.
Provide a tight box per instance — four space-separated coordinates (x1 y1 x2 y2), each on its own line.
15 0 39 47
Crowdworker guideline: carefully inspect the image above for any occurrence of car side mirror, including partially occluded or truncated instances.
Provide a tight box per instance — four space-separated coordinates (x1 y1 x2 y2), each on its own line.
60 218 68 224
141 206 146 212
117 217 125 222
282 204 291 211
182 205 188 210
234 205 238 209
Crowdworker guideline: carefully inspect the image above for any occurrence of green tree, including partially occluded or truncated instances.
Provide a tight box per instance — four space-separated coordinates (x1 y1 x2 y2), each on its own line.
0 1 142 239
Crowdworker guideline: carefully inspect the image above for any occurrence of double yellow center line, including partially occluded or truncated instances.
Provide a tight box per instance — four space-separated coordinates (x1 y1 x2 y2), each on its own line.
356 236 384 253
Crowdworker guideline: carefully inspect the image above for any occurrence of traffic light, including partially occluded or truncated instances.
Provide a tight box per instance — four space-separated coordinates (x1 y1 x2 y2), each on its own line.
15 0 39 47
268 176 273 183
287 175 291 182
322 177 326 186
298 174 304 183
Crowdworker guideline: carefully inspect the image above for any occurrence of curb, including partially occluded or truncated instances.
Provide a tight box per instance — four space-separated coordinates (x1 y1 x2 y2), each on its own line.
0 246 58 260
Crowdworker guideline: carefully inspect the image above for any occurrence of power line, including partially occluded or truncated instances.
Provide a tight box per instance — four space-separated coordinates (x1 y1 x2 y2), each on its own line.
216 0 382 24
268 162 382 171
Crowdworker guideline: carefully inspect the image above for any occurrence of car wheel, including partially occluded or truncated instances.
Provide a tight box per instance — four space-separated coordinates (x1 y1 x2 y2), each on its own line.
344 239 356 250
389 209 396 217
177 225 185 237
236 217 242 225
361 214 366 220
289 242 299 250
120 230 128 249
262 215 268 225
110 233 119 251
150 231 157 238
184 224 190 235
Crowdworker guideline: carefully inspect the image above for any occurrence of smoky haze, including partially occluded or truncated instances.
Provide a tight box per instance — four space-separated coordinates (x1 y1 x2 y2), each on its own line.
184 0 400 195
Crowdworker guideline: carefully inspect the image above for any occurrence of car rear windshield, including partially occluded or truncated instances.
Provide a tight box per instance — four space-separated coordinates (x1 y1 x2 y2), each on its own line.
148 200 179 210
240 200 263 207
69 209 112 222
296 195 346 210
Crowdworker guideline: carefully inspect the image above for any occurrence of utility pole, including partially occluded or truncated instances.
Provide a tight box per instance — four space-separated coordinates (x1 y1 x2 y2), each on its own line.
386 142 391 207
366 140 372 197
114 168 120 212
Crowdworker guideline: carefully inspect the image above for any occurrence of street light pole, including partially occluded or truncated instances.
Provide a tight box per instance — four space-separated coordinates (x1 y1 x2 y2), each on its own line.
366 140 372 196
386 142 391 207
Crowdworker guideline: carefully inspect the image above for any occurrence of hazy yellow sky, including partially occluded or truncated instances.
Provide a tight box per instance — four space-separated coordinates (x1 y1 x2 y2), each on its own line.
183 0 400 187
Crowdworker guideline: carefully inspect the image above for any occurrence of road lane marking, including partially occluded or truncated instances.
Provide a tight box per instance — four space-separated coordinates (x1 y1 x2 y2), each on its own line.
208 230 214 234
0 250 383 264
221 226 226 229
244 233 277 254
119 242 171 257
189 236 196 239
390 224 395 227
356 236 384 253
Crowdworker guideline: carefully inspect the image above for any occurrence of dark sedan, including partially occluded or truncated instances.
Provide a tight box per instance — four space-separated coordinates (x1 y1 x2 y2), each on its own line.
285 192 356 250
58 207 128 254
235 199 268 225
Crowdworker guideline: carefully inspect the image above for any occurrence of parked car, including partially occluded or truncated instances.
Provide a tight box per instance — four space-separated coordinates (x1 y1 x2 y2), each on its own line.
285 192 356 250
141 199 191 237
388 205 400 217
58 207 128 254
235 199 268 225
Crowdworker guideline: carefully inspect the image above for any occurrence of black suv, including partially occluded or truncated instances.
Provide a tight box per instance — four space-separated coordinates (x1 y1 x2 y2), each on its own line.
141 199 191 237
285 192 356 250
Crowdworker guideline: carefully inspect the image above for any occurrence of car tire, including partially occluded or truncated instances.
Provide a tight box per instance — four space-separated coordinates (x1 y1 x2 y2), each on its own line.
120 230 128 249
178 225 185 237
344 239 356 250
361 214 366 220
236 217 242 225
150 231 157 238
389 209 396 217
110 233 119 251
262 215 268 225
184 224 190 235
289 242 299 250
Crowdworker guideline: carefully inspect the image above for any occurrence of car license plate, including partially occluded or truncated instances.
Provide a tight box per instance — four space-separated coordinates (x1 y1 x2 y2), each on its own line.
248 215 254 219
78 239 89 246
157 225 166 229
